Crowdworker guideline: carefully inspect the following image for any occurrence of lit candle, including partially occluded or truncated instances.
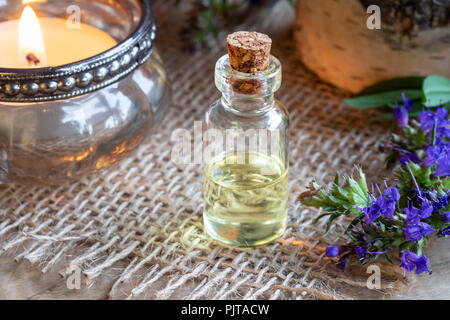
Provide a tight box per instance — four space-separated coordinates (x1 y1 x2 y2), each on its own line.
0 6 117 68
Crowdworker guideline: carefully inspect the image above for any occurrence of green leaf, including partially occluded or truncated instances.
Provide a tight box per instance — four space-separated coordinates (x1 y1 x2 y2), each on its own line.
347 176 368 205
385 253 395 265
344 213 364 239
325 214 339 235
377 221 385 233
358 77 425 96
407 127 427 149
313 213 332 224
387 99 423 110
409 100 425 112
417 238 425 257
424 213 448 231
356 168 369 196
344 90 422 109
300 170 371 235
423 75 450 107
392 238 406 246
333 185 351 201
344 227 357 241
301 196 327 208
369 113 394 122
431 118 437 146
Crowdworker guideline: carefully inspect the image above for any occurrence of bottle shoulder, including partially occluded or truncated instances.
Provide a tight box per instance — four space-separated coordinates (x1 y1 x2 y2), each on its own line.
205 98 288 131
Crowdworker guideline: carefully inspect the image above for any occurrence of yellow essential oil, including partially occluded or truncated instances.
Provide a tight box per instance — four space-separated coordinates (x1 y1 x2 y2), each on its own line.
203 153 288 247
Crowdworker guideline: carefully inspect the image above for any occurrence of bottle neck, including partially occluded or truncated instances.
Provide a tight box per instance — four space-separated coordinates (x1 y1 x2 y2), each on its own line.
221 92 274 114
214 54 281 115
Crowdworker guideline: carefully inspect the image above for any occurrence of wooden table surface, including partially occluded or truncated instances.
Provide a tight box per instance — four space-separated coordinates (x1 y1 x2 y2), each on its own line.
0 237 448 300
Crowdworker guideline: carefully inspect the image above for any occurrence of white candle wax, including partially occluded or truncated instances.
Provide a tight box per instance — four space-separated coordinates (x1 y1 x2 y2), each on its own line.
0 17 117 68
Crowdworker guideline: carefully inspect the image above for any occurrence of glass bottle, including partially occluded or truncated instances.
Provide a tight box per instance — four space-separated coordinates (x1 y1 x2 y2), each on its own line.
203 53 289 247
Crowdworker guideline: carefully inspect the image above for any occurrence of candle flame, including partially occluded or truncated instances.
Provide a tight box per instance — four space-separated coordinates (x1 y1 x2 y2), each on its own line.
18 6 46 67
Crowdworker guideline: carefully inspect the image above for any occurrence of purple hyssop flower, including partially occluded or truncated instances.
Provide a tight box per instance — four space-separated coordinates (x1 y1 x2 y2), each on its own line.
376 187 400 219
361 186 400 224
403 222 435 242
393 103 409 128
354 246 388 261
362 201 382 225
337 254 351 271
419 198 433 219
442 212 450 223
434 108 450 139
430 192 449 213
392 92 414 129
404 200 432 225
400 251 432 279
404 206 421 225
419 110 435 133
440 226 450 236
354 247 366 258
326 246 340 258
418 107 450 139
424 140 450 177
402 92 414 111
424 140 448 166
384 187 401 202
435 156 450 177
398 150 420 166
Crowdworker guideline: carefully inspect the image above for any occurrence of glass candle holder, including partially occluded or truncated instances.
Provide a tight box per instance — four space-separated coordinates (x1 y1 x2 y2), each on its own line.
0 0 170 185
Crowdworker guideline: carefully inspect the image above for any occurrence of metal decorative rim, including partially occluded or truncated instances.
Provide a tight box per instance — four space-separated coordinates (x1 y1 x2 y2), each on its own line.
0 0 155 103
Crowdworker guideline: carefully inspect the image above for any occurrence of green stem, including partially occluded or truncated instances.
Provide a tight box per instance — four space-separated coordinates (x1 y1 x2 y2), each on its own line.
431 118 437 147
407 163 421 196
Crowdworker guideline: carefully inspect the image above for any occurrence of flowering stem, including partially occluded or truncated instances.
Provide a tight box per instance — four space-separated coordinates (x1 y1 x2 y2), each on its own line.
407 163 421 196
300 102 449 277
431 118 437 147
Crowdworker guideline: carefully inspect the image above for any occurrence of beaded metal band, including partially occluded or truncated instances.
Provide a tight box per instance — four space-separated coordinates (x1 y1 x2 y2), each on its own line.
0 0 155 103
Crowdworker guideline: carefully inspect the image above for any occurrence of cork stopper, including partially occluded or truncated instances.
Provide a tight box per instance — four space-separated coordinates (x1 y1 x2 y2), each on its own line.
226 31 272 73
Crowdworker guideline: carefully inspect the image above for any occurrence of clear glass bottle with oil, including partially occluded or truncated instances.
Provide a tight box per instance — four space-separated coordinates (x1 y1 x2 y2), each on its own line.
203 53 289 247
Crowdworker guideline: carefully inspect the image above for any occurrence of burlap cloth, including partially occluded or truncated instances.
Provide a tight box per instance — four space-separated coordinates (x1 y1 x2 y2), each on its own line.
0 1 409 299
